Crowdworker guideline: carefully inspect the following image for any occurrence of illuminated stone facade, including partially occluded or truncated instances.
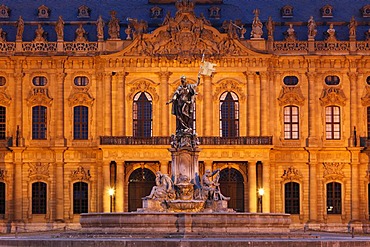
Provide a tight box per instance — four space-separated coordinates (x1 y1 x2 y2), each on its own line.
0 0 369 232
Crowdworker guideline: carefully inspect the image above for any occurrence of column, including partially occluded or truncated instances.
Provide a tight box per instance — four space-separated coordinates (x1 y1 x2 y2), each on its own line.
13 72 24 146
117 72 128 136
115 162 124 212
95 73 105 138
306 72 319 147
245 72 256 136
55 72 66 146
349 149 360 221
104 73 112 136
55 161 64 221
248 161 257 212
203 75 213 136
111 73 118 135
348 72 358 146
157 72 172 136
260 72 269 136
262 161 271 213
13 149 23 221
102 162 110 212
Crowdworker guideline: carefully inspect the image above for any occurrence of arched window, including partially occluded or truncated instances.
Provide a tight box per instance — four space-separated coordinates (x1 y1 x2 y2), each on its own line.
32 106 47 140
0 106 6 140
0 182 5 214
32 182 47 214
73 182 88 214
219 168 244 212
133 92 152 137
74 76 89 86
284 105 299 140
325 75 340 86
327 182 341 214
128 168 156 212
325 106 340 140
32 76 47 86
220 92 239 137
73 106 88 140
284 182 300 214
367 76 370 85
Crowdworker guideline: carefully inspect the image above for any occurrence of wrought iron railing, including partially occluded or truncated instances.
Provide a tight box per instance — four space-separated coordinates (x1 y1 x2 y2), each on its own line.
100 136 273 145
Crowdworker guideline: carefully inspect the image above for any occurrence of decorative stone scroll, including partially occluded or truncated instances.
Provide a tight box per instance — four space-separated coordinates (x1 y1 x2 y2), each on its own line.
322 162 345 182
68 88 95 107
70 166 91 181
281 166 303 182
26 88 53 106
278 86 305 106
319 86 346 106
28 162 50 181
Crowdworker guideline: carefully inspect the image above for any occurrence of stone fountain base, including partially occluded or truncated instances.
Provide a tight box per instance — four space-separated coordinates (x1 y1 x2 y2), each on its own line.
80 212 291 237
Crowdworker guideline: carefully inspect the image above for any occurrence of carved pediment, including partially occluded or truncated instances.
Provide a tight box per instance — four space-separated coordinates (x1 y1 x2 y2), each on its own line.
322 162 345 182
212 79 246 100
27 88 53 106
281 166 303 182
127 79 159 101
68 89 95 107
29 162 50 180
278 86 305 106
319 86 346 106
361 86 370 106
70 166 91 181
0 91 11 106
117 0 259 63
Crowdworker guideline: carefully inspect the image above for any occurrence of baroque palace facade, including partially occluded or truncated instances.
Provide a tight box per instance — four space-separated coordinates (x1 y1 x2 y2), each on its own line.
0 0 369 231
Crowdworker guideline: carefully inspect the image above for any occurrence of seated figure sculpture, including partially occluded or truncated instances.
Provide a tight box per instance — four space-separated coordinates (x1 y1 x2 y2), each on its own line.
201 169 229 201
144 171 175 200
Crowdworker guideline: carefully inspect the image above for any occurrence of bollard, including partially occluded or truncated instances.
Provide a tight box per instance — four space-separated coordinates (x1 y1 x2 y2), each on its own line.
15 226 18 238
352 227 354 238
64 226 66 232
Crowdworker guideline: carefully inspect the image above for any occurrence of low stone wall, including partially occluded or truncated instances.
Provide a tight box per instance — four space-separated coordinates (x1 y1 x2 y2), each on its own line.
80 212 291 237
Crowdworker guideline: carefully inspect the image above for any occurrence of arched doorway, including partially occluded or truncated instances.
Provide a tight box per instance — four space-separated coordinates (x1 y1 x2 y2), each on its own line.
219 168 244 212
128 168 156 212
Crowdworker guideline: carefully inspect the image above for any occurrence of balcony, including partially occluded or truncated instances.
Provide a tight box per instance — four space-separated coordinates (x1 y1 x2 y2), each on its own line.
100 136 273 146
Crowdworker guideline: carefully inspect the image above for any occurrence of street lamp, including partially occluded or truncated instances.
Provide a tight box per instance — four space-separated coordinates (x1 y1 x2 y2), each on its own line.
258 188 264 213
108 188 115 213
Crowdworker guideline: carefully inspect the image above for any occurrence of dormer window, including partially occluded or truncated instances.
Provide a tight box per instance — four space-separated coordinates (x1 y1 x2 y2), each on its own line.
38 5 50 19
281 5 293 18
150 6 163 19
78 5 90 18
321 4 333 18
209 6 221 19
0 5 10 19
361 5 370 18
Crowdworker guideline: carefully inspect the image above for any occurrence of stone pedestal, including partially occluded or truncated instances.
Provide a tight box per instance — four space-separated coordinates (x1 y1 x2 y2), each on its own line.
169 147 201 185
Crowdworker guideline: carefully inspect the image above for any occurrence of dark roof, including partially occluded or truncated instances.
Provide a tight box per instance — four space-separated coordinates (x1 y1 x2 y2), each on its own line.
0 0 369 41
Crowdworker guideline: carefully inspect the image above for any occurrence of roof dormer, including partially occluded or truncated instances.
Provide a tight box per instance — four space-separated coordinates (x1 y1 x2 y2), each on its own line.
38 5 50 19
281 5 293 18
78 5 91 18
321 4 333 18
361 5 370 18
0 4 10 19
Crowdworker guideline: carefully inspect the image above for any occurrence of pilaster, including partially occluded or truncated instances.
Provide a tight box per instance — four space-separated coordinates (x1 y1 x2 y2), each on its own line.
157 72 172 136
202 75 212 136
248 161 257 213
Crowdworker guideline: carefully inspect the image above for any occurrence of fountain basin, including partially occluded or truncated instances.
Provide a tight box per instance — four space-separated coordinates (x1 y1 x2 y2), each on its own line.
166 199 205 212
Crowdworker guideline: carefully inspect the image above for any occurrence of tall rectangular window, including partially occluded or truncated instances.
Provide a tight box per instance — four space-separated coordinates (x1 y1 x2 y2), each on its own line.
220 92 239 137
0 182 5 214
73 182 88 214
32 106 47 139
284 182 300 214
32 182 47 214
74 106 88 140
133 92 152 137
327 182 341 214
325 106 340 140
284 106 299 140
0 107 5 140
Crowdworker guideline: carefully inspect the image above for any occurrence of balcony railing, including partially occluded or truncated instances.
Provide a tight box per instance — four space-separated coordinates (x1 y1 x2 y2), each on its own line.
100 136 273 145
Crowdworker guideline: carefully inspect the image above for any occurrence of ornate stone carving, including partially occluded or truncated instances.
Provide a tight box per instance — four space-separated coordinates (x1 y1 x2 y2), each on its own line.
108 11 120 40
29 162 50 180
284 24 297 42
361 86 370 106
26 88 53 106
70 166 91 181
33 24 47 42
122 1 247 63
281 166 303 182
68 88 95 107
322 162 345 181
278 86 305 106
250 9 263 39
319 86 346 106
127 80 159 101
212 79 246 100
307 16 317 39
0 91 11 106
0 169 8 182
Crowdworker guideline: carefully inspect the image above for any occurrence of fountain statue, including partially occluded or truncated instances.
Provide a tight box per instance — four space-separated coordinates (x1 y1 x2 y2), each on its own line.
141 58 230 213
